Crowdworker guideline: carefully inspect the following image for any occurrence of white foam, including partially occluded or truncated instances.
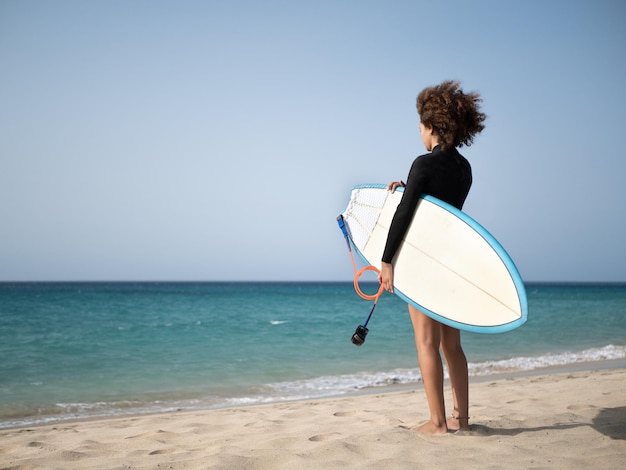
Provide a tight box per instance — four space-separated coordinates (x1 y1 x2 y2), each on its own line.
468 344 626 376
226 344 626 407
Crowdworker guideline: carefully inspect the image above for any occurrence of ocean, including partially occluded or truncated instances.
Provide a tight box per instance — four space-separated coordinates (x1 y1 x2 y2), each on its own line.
1 282 625 429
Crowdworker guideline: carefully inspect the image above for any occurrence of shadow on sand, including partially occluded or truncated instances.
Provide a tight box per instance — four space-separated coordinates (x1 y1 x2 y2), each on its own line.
456 406 626 440
591 406 626 440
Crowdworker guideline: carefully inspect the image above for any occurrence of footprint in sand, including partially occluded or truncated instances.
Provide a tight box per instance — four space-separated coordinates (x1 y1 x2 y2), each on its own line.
27 441 50 449
149 448 176 455
567 404 597 411
309 432 341 442
333 411 360 417
60 450 88 460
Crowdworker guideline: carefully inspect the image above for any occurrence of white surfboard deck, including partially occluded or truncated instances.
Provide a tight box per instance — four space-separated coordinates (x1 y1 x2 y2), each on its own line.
340 184 527 334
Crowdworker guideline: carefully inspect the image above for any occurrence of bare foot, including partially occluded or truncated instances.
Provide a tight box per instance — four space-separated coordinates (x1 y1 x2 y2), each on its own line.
446 417 470 431
411 420 448 435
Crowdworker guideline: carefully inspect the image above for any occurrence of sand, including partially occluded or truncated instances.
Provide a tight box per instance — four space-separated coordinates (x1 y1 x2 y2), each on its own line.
1 364 625 470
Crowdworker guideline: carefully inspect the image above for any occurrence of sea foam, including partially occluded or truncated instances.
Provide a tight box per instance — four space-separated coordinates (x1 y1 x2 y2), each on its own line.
224 344 626 407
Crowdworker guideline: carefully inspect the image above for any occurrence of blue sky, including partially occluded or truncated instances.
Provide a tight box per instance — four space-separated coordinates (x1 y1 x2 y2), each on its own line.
1 0 625 282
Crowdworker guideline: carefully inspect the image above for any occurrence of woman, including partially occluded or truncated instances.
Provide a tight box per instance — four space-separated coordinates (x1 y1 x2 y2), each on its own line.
379 80 486 434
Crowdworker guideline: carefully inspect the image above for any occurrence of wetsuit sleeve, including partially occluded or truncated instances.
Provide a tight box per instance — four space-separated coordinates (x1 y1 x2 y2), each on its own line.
381 157 428 263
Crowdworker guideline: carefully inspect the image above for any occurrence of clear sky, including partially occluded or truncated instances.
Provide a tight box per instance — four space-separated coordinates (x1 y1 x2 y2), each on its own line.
1 0 625 282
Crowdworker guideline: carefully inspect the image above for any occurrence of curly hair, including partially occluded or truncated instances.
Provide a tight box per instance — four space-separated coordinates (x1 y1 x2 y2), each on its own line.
416 80 486 149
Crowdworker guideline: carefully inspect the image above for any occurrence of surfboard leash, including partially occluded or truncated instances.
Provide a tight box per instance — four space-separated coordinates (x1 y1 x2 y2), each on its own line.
337 215 384 346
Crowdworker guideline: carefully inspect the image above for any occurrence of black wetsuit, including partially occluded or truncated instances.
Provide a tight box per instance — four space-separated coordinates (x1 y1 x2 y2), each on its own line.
381 145 472 263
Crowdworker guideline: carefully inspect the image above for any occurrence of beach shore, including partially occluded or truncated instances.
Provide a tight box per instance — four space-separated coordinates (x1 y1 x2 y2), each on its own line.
2 363 625 470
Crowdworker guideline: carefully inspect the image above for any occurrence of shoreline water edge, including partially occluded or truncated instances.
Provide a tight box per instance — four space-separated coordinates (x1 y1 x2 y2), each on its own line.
1 365 625 470
1 359 625 432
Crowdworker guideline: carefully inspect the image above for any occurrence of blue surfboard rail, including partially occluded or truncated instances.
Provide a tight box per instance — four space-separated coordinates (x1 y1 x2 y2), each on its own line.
343 184 528 334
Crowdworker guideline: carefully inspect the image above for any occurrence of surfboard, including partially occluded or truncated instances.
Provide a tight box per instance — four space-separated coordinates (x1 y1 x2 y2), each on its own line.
339 184 527 334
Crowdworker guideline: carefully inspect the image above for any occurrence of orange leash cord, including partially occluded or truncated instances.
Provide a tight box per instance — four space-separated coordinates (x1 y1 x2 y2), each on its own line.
347 250 383 346
337 214 384 346
349 251 385 303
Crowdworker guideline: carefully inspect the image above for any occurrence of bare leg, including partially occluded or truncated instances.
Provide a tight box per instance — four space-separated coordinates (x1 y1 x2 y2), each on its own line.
408 305 447 434
440 324 470 431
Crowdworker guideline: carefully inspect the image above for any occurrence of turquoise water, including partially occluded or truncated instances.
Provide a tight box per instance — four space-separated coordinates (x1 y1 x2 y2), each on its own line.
1 282 625 428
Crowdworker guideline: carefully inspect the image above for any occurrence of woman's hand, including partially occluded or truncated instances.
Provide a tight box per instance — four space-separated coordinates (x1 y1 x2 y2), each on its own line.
386 180 405 193
378 262 394 294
